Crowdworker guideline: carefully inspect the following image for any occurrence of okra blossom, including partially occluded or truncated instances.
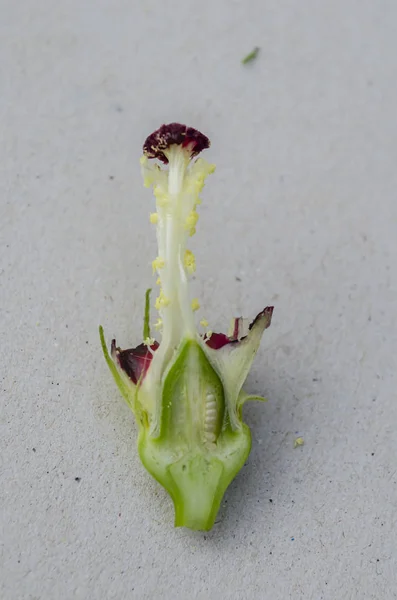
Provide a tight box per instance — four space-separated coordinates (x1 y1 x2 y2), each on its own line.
100 123 273 530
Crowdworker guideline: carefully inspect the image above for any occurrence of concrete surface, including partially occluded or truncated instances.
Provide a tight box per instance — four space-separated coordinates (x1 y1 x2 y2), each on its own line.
1 1 397 599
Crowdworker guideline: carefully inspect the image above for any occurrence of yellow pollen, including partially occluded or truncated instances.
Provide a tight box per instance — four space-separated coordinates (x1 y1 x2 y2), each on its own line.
153 185 168 207
152 257 165 274
149 212 159 224
206 330 213 340
195 180 204 193
294 437 305 448
155 290 170 311
156 277 161 285
143 337 155 347
185 210 199 231
191 298 200 312
184 249 196 274
200 319 209 327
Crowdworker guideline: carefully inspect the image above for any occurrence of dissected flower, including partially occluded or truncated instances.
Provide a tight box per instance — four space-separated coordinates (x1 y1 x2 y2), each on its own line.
100 123 274 530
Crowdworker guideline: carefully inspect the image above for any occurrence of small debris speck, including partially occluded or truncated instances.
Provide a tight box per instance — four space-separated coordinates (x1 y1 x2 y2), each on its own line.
242 47 260 65
371 452 375 456
269 499 273 503
294 437 304 448
291 537 295 541
109 175 114 180
75 477 81 482
32 448 36 452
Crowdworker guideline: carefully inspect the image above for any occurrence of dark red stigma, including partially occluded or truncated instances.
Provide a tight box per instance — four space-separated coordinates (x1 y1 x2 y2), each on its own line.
143 123 210 164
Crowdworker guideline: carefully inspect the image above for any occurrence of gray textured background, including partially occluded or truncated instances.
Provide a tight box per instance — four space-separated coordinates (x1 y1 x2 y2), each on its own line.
1 1 396 599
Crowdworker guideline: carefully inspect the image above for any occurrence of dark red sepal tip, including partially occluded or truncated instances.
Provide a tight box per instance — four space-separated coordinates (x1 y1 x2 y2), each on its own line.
112 340 159 384
249 306 274 330
204 306 274 350
205 332 234 350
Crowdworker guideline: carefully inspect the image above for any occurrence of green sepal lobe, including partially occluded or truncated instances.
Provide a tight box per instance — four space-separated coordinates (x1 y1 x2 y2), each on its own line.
99 325 133 408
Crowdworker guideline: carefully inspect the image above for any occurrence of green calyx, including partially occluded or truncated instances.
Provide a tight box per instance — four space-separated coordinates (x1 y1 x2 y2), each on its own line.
99 292 271 531
137 338 252 531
